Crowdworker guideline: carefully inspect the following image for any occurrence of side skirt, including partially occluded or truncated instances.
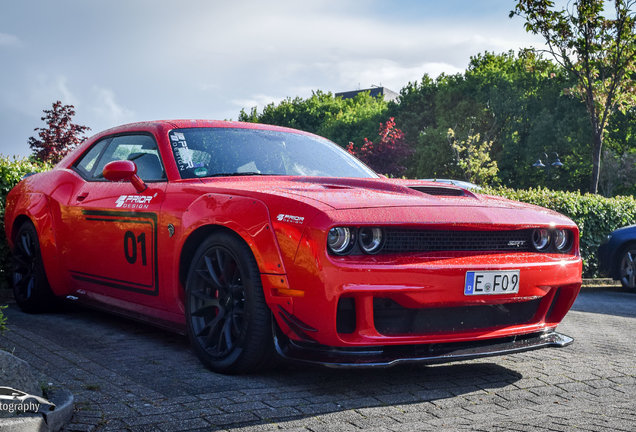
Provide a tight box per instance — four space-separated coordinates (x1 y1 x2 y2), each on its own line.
65 295 186 335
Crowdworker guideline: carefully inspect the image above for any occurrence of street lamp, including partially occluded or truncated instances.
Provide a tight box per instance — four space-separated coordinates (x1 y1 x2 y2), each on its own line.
533 152 563 169
533 152 564 187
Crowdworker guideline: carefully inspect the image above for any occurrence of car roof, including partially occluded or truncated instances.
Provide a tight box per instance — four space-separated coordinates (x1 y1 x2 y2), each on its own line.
57 119 323 170
94 120 314 137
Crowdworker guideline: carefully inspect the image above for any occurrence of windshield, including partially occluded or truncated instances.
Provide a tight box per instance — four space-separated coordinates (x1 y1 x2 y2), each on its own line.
168 127 378 179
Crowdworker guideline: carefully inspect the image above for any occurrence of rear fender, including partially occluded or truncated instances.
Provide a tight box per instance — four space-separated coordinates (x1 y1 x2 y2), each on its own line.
6 192 68 296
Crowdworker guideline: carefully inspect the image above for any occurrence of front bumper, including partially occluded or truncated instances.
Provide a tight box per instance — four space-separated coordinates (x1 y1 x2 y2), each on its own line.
271 249 582 348
274 329 573 368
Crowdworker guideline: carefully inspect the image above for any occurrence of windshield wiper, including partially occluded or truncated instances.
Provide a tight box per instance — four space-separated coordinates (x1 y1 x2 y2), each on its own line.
207 172 278 177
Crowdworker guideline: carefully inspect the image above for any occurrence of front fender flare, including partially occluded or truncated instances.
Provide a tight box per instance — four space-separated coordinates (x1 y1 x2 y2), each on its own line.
180 193 286 275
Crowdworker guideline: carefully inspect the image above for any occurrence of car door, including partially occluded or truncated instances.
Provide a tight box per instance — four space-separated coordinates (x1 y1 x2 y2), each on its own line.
61 133 167 305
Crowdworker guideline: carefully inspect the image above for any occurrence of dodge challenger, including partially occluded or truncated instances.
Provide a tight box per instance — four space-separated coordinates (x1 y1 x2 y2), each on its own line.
5 120 582 373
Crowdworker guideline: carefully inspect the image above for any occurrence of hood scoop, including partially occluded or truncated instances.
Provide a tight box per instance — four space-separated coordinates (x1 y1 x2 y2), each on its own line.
322 184 352 190
409 185 467 197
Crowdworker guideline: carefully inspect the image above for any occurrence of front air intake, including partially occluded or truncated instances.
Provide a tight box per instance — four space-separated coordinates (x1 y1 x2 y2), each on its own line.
409 186 465 196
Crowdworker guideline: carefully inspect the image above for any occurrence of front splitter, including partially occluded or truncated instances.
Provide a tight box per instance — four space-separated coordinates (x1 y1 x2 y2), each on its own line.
274 330 573 368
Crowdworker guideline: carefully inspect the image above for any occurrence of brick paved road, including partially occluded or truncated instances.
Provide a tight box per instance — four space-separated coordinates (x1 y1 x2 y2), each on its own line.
0 287 634 431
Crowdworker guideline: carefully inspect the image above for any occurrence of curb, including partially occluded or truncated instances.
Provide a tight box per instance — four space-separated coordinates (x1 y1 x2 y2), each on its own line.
581 278 621 288
0 389 73 432
44 389 74 432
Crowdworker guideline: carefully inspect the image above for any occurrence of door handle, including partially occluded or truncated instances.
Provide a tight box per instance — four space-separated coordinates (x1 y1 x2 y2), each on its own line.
76 192 89 202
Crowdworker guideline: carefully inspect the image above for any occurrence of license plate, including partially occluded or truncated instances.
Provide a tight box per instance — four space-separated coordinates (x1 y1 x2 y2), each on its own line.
464 270 520 295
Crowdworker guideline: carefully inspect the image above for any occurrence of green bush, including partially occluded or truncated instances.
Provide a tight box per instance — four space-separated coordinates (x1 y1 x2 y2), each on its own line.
0 304 6 332
484 186 636 277
0 156 51 288
0 156 50 330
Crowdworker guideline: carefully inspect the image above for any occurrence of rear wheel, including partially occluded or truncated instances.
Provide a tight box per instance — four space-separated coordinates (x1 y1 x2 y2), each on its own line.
185 231 274 373
11 221 57 313
618 244 636 290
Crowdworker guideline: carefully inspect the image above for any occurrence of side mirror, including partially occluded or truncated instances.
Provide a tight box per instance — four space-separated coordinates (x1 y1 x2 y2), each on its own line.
102 160 147 192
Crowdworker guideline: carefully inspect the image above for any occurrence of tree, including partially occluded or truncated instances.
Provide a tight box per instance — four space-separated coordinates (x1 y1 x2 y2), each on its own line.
394 51 593 189
28 101 91 163
239 90 388 148
447 128 499 185
511 0 636 193
392 72 494 180
465 51 593 191
346 117 412 176
598 148 636 196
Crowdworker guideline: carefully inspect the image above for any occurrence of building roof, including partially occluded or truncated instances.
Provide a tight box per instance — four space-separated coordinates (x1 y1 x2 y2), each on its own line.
335 87 399 103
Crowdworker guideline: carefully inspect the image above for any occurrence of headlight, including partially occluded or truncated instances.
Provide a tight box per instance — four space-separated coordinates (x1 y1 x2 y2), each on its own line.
327 227 354 255
359 227 384 254
553 229 572 252
532 229 550 251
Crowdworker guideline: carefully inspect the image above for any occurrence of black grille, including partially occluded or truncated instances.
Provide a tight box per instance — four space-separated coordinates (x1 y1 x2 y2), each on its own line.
374 298 542 335
382 229 534 253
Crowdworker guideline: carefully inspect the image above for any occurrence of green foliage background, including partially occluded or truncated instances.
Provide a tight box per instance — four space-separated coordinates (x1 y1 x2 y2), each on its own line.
0 157 51 273
0 157 50 323
484 186 636 277
239 90 388 149
242 51 635 196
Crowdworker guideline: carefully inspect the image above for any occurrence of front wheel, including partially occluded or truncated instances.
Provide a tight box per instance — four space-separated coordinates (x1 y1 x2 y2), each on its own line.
11 221 57 313
185 231 274 373
618 244 636 290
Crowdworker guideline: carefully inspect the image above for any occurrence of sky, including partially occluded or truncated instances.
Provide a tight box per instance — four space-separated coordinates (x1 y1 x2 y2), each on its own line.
0 0 545 157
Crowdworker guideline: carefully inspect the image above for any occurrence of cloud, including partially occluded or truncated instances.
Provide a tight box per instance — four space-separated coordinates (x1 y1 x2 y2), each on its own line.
0 0 549 156
0 32 20 46
24 75 79 112
90 87 135 128
228 59 464 114
231 93 286 110
305 59 465 94
155 2 544 111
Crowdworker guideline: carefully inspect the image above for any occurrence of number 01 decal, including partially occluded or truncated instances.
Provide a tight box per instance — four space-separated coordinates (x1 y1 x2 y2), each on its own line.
76 210 159 296
124 231 147 266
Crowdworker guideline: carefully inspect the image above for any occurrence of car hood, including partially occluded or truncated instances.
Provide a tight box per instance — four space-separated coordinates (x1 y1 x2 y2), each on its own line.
198 176 556 213
273 178 490 210
611 224 636 235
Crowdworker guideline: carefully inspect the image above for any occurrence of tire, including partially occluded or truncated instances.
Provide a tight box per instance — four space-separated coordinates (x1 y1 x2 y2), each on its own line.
185 231 275 373
618 243 636 290
11 221 57 313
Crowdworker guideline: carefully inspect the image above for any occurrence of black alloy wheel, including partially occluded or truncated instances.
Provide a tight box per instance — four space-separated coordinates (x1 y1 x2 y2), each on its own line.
185 231 274 373
12 221 56 313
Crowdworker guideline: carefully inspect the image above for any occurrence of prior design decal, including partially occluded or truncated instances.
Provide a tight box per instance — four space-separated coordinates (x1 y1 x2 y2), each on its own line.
276 214 305 224
116 194 157 209
170 132 195 171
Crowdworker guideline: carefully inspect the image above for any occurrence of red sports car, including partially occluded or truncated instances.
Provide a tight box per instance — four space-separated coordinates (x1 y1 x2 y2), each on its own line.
5 120 582 373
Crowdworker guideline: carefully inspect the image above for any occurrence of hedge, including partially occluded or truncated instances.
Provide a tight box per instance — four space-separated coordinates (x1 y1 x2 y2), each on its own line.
0 157 51 290
483 186 636 277
0 157 48 331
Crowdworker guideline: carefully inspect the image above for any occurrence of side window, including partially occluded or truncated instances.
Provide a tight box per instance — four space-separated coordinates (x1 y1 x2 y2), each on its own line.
79 134 166 182
74 138 110 178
